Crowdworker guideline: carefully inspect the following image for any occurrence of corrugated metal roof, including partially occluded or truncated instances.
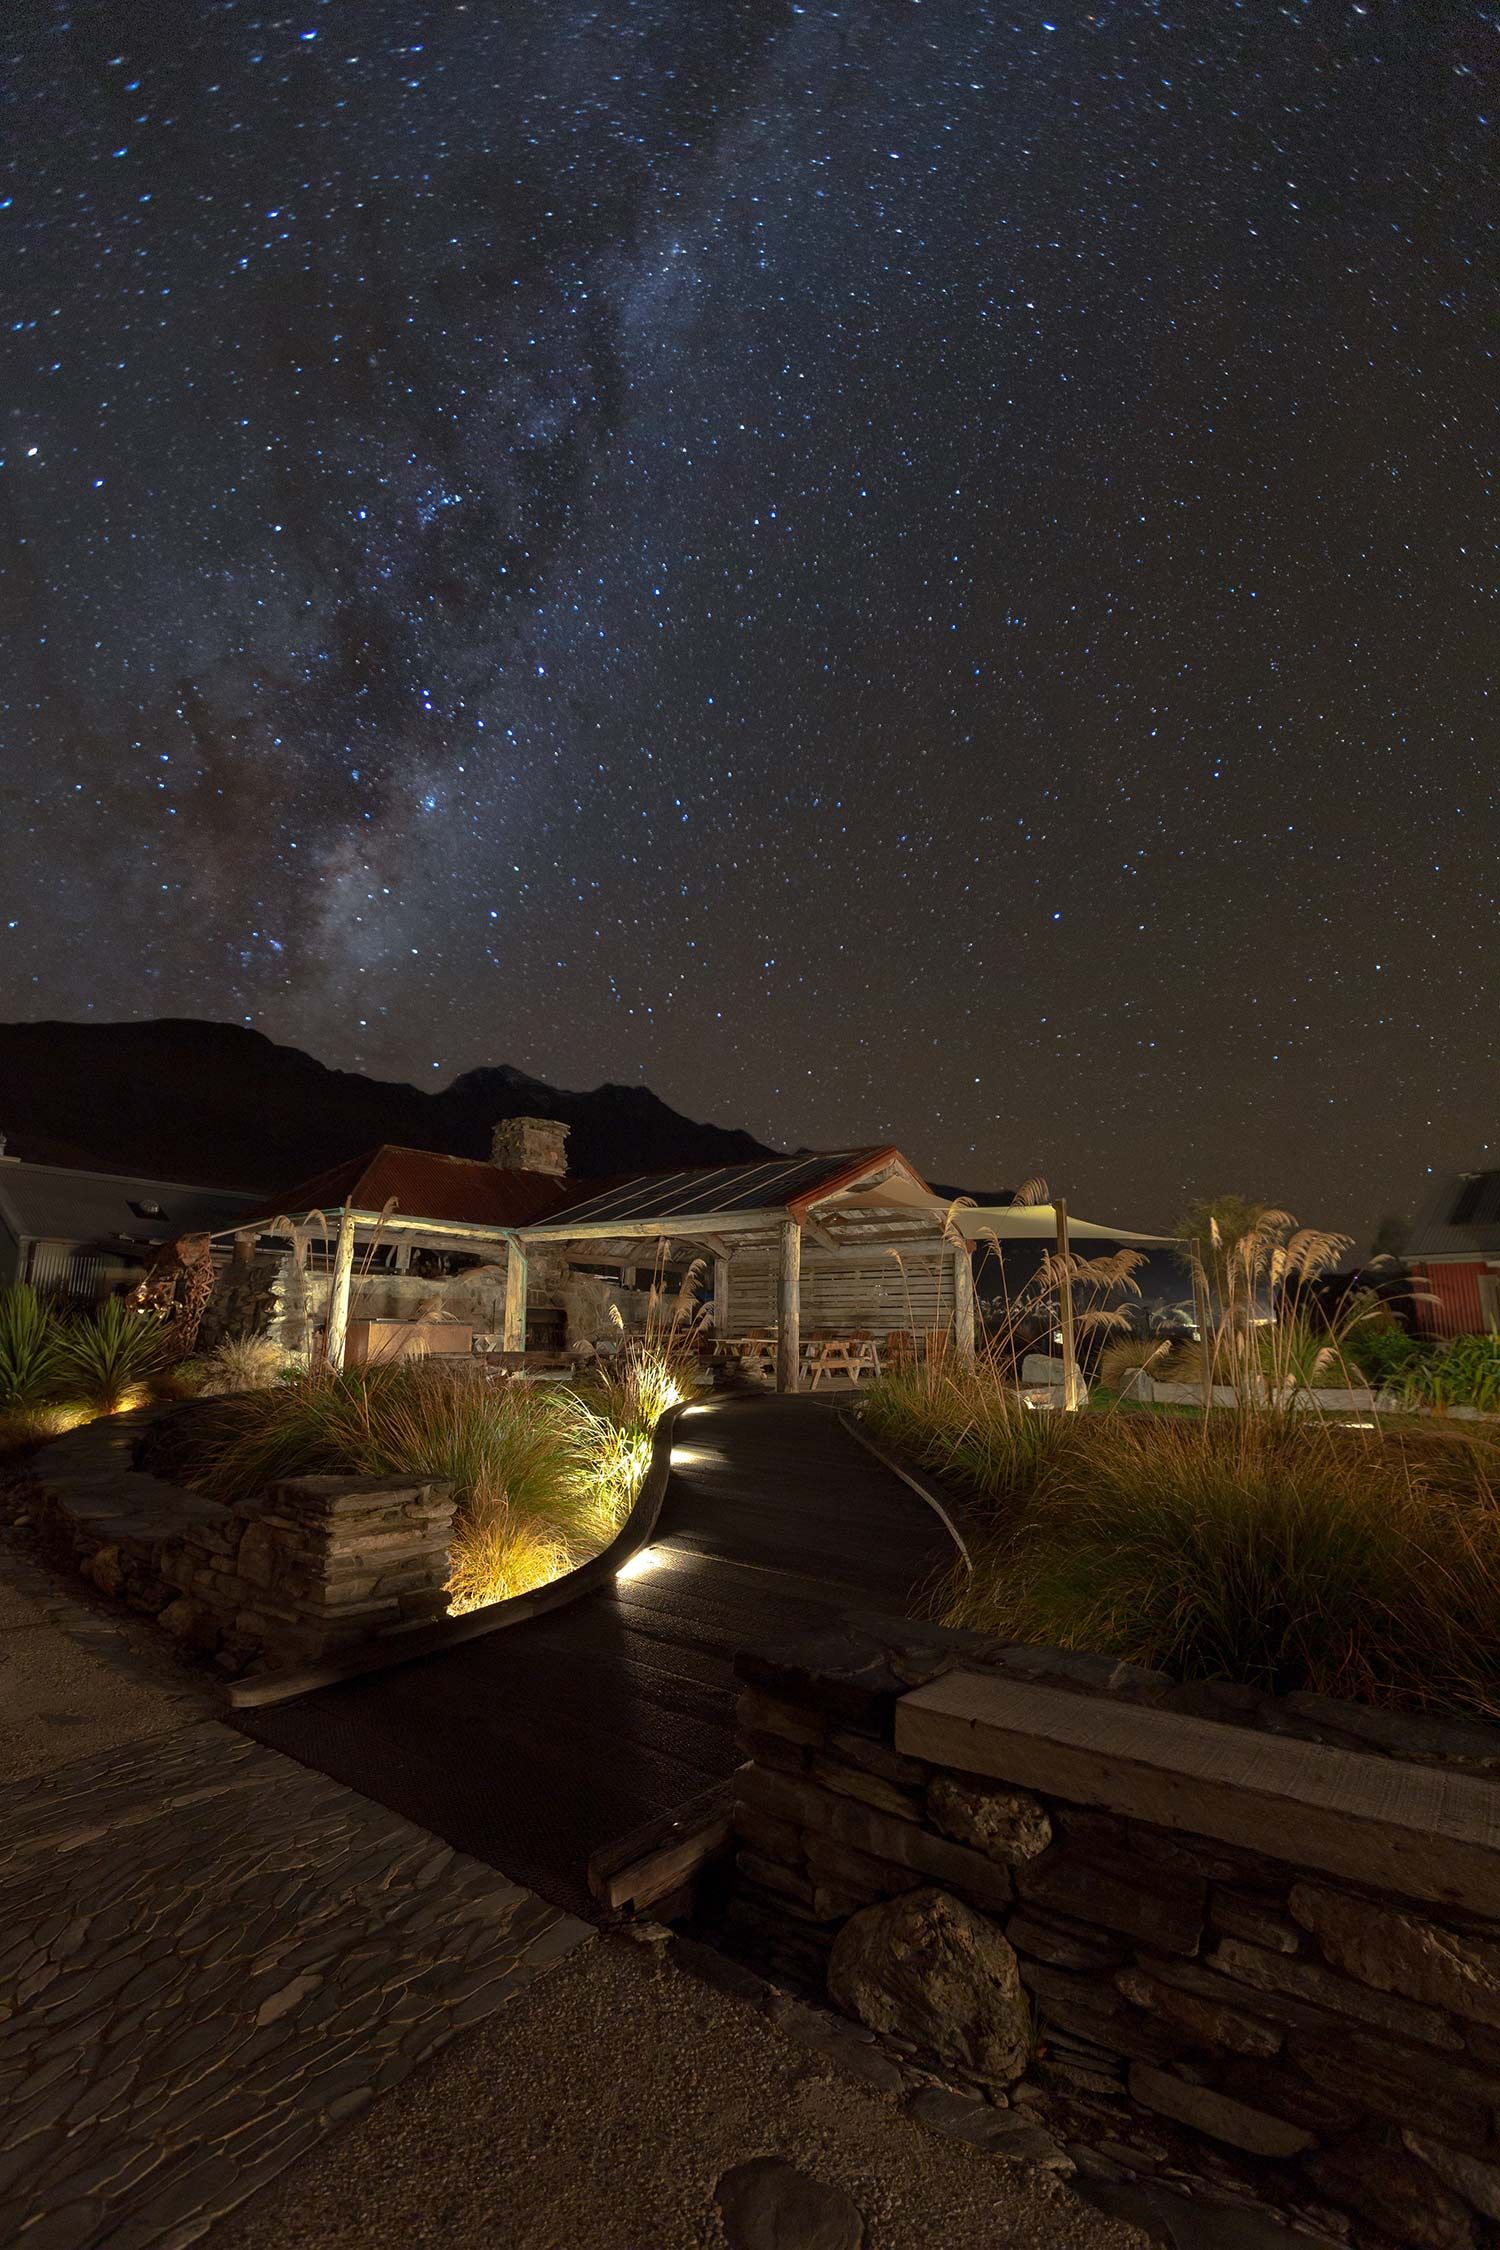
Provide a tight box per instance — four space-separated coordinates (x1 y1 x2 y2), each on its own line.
1407 1170 1500 1259
523 1150 887 1232
240 1146 574 1232
0 1160 260 1248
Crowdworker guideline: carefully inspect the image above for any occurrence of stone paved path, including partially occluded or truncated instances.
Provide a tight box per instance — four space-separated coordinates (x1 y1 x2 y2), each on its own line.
0 1611 592 2250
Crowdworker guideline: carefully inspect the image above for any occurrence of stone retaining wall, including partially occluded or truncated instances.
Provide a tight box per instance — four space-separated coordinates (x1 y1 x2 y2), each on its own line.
16 1416 454 1675
723 1621 1500 2248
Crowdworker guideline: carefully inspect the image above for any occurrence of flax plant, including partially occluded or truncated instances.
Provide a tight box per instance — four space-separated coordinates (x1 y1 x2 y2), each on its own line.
0 1283 63 1415
57 1299 166 1416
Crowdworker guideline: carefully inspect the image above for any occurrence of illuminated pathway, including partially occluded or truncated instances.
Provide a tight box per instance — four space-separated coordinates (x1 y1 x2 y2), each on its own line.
235 1395 960 1919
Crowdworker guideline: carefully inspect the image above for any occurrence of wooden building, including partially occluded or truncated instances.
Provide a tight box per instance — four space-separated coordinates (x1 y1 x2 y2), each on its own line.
516 1146 975 1392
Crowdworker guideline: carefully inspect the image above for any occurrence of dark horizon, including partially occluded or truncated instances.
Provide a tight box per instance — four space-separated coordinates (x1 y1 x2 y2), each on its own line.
0 1009 1463 1253
3 6 1494 1251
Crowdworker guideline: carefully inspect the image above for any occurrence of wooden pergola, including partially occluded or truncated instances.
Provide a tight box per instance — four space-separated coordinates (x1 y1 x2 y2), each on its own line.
513 1147 975 1394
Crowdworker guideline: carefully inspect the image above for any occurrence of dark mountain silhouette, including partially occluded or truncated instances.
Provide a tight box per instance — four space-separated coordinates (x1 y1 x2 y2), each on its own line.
0 1019 778 1190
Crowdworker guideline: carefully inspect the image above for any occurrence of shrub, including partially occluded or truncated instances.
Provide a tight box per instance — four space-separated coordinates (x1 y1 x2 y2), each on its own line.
56 1299 166 1415
1345 1320 1428 1395
1404 1335 1500 1415
0 1283 63 1415
946 1413 1500 1720
197 1336 299 1395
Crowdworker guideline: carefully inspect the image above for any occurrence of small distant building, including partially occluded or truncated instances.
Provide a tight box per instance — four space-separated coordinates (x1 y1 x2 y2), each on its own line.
0 1148 259 1304
1405 1169 1500 1337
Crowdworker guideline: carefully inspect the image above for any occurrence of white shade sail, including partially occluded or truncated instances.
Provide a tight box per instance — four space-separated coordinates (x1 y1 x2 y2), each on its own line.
821 1181 1173 1247
948 1203 1175 1248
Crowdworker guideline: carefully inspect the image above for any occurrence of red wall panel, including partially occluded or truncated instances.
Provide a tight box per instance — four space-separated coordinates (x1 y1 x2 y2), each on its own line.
1414 1261 1486 1337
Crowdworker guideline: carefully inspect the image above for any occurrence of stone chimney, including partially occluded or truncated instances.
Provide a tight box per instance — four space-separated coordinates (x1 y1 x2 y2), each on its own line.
490 1115 569 1179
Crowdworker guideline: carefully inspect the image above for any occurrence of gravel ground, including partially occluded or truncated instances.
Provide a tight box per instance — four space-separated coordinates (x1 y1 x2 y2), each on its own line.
209 1932 1150 2250
0 1540 203 1782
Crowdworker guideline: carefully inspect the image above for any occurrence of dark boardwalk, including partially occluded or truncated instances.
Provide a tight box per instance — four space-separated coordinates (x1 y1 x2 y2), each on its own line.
234 1396 957 1918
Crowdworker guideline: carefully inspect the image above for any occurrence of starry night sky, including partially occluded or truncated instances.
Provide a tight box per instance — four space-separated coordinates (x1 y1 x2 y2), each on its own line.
2 1 1496 1243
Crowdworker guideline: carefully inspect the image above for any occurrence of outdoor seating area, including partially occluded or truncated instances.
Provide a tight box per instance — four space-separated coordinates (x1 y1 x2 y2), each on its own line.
713 1330 882 1387
513 1151 1170 1400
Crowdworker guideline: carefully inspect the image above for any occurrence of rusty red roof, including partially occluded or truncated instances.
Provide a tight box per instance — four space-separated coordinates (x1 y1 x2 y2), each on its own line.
237 1145 577 1232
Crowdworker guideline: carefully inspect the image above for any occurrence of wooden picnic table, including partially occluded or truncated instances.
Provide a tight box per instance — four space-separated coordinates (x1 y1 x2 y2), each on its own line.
712 1333 882 1387
801 1336 881 1388
713 1333 776 1379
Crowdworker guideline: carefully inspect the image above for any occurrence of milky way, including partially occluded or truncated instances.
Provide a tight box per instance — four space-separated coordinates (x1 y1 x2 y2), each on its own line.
2 1 1496 1240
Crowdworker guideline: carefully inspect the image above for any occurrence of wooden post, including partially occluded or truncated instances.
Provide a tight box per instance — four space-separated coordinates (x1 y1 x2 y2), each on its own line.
713 1251 731 1336
952 1245 977 1363
1191 1249 1215 1415
503 1236 528 1354
324 1208 358 1373
776 1218 802 1395
1055 1199 1081 1412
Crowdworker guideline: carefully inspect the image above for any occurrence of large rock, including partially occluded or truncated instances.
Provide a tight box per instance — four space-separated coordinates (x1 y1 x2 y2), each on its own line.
1290 1883 1500 2031
714 2157 865 2250
928 1775 1052 1862
826 1886 1030 2082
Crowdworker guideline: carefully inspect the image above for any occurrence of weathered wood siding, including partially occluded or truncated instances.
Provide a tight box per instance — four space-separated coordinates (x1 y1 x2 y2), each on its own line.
725 1245 955 1336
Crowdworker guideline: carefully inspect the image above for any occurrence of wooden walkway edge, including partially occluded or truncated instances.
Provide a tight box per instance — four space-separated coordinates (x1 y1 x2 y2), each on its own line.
232 1395 961 1919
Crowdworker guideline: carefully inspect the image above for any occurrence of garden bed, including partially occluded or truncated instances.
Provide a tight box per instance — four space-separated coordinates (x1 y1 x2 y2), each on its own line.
6 1352 693 1677
859 1361 1500 1725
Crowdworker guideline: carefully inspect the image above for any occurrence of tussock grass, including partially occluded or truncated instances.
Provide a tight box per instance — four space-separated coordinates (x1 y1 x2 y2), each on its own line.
177 1361 586 1511
0 1401 91 1459
1096 1337 1173 1393
954 1414 1500 1718
168 1356 680 1614
446 1508 576 1614
862 1357 1068 1510
863 1356 1500 1721
196 1335 299 1395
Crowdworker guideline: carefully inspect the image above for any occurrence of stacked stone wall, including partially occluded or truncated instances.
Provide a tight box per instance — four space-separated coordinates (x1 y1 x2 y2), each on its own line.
19 1417 454 1675
723 1623 1500 2248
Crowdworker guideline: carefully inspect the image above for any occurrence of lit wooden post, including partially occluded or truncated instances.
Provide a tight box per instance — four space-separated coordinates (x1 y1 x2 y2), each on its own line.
503 1235 528 1354
324 1208 358 1372
952 1244 977 1363
1191 1248 1215 1415
776 1217 802 1395
1055 1199 1081 1412
713 1251 731 1336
